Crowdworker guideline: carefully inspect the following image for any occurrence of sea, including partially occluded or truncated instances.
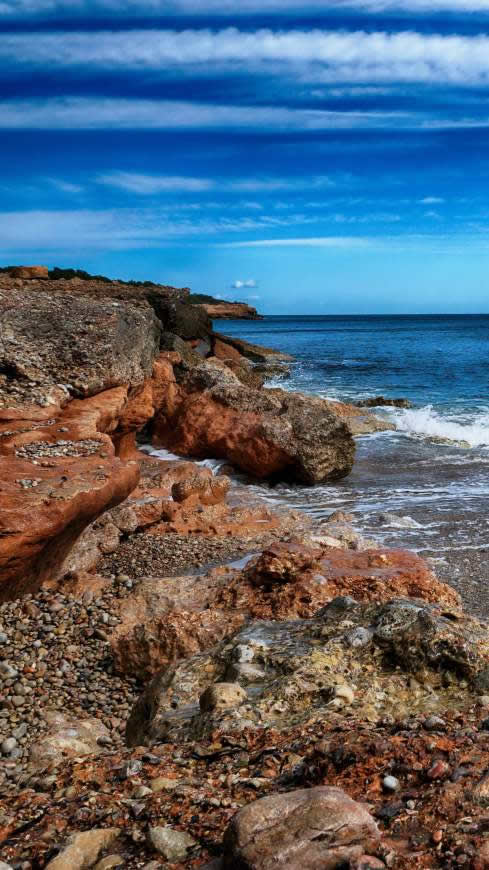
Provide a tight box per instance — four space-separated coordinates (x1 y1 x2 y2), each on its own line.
217 314 489 616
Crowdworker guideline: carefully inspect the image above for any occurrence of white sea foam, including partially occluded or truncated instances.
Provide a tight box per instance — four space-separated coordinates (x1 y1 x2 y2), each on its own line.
388 405 489 448
140 444 230 474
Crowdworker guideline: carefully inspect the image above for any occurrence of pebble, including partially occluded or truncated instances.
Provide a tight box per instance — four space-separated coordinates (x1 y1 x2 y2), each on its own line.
147 826 197 862
383 775 400 792
1 737 17 755
424 715 446 731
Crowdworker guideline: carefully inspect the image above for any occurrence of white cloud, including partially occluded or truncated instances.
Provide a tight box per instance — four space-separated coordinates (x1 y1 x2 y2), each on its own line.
232 279 257 288
0 207 317 252
97 172 214 194
0 97 415 130
47 178 84 194
419 196 445 204
223 237 371 248
97 171 334 194
5 27 489 86
3 1 489 16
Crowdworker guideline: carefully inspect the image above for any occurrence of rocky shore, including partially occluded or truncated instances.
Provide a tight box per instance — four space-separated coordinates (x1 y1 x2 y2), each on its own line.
0 267 488 869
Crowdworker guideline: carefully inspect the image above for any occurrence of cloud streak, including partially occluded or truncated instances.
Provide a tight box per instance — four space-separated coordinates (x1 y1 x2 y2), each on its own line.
3 1 489 16
5 28 489 86
98 171 335 194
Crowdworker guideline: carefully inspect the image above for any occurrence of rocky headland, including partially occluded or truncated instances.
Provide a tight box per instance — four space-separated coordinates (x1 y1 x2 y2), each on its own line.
0 267 488 869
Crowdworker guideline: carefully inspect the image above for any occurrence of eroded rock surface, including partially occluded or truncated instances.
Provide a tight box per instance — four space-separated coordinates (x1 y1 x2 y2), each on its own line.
154 360 355 484
127 595 486 747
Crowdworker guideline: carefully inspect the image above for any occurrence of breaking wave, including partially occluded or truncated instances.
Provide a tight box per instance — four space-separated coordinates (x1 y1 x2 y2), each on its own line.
389 405 489 448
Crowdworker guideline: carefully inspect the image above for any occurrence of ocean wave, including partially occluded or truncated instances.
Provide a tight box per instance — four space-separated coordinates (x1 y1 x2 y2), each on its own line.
388 405 489 448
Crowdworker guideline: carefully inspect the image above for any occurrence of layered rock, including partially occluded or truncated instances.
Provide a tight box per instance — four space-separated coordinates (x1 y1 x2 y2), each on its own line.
0 286 160 409
154 360 355 484
195 300 263 320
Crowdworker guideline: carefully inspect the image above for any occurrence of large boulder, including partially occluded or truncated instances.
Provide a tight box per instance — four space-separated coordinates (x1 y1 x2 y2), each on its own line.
0 285 160 408
127 595 487 747
113 541 457 681
153 360 355 484
222 787 380 870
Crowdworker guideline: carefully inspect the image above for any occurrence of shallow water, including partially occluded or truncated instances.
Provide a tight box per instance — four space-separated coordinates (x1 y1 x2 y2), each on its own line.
217 315 489 612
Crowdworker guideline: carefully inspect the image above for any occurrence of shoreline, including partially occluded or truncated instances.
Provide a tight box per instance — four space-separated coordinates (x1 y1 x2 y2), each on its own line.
1 272 489 869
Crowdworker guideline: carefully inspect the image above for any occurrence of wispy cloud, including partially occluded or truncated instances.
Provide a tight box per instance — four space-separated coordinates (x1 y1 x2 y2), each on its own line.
419 196 445 204
0 207 318 251
0 97 414 130
97 172 214 194
5 28 489 86
3 1 489 16
232 278 257 288
47 177 84 194
97 171 334 194
222 236 372 248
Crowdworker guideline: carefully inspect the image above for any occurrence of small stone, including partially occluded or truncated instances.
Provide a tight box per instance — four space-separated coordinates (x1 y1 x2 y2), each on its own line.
427 760 450 780
1 737 17 755
147 826 197 861
383 776 400 792
150 777 180 793
94 858 124 870
424 715 446 731
199 683 247 713
334 685 355 705
46 828 121 869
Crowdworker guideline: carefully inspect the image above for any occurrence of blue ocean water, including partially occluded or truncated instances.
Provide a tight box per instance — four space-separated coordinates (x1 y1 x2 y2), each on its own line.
221 314 489 422
216 316 489 610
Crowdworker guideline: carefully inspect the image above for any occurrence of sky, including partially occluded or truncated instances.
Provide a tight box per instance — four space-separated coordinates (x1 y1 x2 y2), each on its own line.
2 2 489 312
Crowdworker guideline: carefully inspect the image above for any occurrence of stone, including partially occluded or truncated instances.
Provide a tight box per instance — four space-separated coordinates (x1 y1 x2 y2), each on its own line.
127 597 488 747
93 857 124 870
153 360 355 484
357 396 412 409
222 787 379 869
1 737 17 754
46 828 120 869
383 775 400 792
9 265 49 280
199 683 247 713
147 826 197 862
29 712 111 771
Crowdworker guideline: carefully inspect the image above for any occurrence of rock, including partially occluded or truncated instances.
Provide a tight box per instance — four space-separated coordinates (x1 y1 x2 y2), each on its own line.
153 360 355 484
197 301 263 320
0 450 139 600
29 711 111 771
0 284 160 408
1 737 17 755
356 396 412 409
93 858 123 870
46 828 121 869
171 473 230 506
127 596 484 747
110 574 245 681
324 399 396 436
9 265 49 279
222 787 379 869
147 826 197 861
383 775 400 792
200 683 247 712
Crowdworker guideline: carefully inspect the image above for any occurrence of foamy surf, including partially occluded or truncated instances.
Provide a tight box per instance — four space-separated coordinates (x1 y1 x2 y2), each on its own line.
388 405 489 448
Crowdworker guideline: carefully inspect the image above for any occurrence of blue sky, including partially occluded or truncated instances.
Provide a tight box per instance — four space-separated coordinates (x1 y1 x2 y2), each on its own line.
2 1 489 312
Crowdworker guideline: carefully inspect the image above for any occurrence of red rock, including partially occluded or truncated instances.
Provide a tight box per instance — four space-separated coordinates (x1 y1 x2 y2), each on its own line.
153 360 355 484
110 574 245 680
0 452 139 600
9 265 49 279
